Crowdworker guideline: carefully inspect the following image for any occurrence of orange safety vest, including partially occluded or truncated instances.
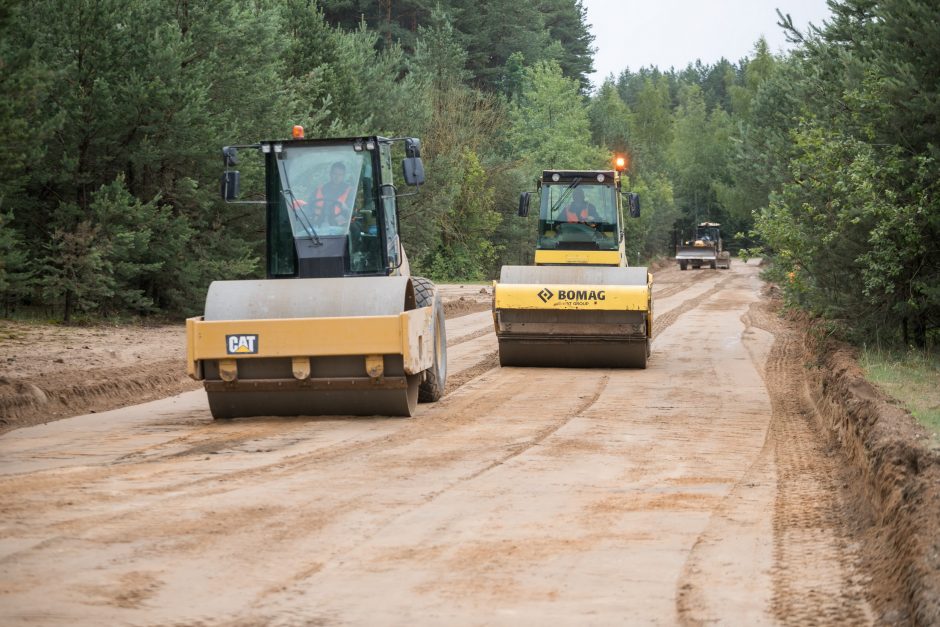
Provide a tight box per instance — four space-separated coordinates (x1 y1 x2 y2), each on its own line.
314 185 352 216
565 205 592 223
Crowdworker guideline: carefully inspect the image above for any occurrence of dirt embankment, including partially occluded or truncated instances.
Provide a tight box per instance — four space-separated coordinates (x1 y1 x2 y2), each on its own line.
792 308 940 624
0 286 492 435
0 323 196 435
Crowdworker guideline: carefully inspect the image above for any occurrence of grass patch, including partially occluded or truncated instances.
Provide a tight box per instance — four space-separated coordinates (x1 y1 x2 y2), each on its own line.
860 347 940 437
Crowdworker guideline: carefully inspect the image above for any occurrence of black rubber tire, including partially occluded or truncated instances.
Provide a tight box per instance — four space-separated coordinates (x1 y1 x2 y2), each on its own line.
710 260 717 269
679 261 688 271
412 276 447 402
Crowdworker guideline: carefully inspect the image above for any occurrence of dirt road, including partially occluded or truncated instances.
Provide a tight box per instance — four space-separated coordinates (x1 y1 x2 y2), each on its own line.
0 263 876 625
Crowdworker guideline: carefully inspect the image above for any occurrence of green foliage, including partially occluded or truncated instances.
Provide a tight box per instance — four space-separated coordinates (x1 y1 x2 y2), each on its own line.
669 85 732 228
37 177 195 319
627 76 673 174
751 0 940 347
860 347 940 436
509 61 608 175
588 80 631 153
319 0 595 89
621 173 677 262
4 0 933 353
0 210 31 315
426 149 502 281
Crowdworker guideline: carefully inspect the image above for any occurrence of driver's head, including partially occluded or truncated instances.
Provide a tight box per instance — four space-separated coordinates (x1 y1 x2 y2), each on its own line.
573 188 585 204
329 162 346 183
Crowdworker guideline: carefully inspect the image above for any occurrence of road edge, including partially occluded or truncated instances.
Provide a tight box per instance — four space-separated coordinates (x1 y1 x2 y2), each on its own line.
802 321 940 624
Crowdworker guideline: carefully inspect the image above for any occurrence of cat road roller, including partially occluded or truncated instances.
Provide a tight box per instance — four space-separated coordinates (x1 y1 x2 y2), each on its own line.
186 129 446 418
493 160 653 368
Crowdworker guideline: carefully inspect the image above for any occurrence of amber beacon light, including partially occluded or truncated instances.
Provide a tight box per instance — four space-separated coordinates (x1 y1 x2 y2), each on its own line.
614 155 627 171
292 125 305 139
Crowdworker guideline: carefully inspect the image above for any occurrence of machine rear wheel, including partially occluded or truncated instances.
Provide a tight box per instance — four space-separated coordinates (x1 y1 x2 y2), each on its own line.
412 277 447 402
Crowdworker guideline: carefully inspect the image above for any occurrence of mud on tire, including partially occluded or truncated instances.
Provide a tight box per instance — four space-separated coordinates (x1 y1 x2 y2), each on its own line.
412 276 447 402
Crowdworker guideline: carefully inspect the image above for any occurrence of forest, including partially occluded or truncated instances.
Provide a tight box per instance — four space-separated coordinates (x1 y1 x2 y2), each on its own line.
0 0 936 347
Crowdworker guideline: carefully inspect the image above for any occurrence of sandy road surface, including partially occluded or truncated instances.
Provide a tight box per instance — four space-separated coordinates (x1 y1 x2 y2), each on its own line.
0 263 874 625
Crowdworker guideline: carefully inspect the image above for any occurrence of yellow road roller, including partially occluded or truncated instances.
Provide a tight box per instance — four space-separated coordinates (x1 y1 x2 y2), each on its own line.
493 162 652 368
186 130 446 418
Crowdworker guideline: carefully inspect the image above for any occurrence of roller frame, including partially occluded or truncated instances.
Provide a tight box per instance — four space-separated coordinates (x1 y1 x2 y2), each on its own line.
492 265 652 369
186 276 437 418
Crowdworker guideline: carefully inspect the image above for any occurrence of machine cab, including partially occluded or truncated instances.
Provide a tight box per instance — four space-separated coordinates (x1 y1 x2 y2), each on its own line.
222 133 423 279
537 171 622 252
691 222 721 247
519 169 639 267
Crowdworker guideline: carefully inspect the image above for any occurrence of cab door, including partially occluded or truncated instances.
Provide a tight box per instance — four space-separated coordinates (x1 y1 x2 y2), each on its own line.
378 143 402 272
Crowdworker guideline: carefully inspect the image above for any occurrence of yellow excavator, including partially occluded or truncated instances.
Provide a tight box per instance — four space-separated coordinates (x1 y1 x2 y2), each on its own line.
492 160 653 368
186 128 446 418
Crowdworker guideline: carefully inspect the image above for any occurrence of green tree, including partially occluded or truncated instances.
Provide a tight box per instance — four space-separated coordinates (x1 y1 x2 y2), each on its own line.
588 80 632 153
426 149 502 280
538 0 595 91
508 61 607 174
0 210 30 316
629 76 673 174
669 85 732 228
751 0 940 347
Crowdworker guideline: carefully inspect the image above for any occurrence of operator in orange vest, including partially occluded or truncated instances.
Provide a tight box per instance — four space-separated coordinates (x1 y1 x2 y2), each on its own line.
311 161 353 227
564 188 601 226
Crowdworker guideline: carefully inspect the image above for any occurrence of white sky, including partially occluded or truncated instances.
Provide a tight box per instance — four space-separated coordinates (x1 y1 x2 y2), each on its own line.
582 0 833 88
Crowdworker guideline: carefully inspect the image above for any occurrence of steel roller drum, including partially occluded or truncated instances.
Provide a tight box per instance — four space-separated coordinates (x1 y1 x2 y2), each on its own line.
496 265 650 369
202 277 421 418
204 276 415 321
498 265 649 287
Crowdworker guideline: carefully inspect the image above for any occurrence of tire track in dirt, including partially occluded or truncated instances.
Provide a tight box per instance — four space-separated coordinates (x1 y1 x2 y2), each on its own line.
749 300 873 624
447 326 493 348
252 372 612 610
0 357 530 543
653 275 735 340
456 373 608 484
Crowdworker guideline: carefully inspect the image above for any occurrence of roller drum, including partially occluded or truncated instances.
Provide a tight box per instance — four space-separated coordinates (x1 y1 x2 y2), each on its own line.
494 265 651 369
201 277 422 418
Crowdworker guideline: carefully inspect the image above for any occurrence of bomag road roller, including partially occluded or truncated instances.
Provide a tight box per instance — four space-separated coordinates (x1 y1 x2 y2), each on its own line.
675 221 731 270
492 160 653 368
185 128 446 419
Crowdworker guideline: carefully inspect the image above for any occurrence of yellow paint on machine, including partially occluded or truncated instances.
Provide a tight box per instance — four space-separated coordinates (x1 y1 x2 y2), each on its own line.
534 249 621 266
185 307 434 379
494 283 650 311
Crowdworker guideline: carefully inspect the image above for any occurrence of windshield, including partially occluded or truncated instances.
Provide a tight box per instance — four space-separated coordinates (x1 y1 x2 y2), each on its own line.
277 144 372 238
694 227 719 243
537 183 619 251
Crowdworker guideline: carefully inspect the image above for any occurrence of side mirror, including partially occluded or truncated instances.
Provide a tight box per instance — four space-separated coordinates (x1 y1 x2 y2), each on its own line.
627 192 641 218
222 146 238 168
221 170 240 201
518 192 532 217
402 157 425 186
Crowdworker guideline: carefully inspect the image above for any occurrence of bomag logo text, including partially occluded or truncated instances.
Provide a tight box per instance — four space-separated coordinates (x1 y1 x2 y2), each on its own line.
226 334 259 355
557 289 606 301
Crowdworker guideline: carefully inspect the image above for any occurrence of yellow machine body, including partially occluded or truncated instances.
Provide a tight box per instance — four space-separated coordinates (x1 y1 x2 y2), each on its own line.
186 308 434 379
493 168 653 368
190 134 447 419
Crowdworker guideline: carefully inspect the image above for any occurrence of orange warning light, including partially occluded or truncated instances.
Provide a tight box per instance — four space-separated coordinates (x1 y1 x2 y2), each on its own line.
614 155 627 171
292 125 305 139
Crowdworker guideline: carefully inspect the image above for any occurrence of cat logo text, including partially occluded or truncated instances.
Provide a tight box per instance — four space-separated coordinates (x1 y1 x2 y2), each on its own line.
226 334 259 355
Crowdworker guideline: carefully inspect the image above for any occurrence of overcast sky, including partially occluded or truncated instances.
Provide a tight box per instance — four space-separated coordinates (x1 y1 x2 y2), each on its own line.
582 0 833 88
